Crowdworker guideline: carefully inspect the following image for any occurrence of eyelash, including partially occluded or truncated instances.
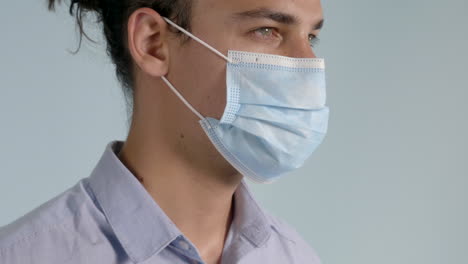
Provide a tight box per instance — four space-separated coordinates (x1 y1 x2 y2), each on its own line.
308 34 320 48
251 27 320 48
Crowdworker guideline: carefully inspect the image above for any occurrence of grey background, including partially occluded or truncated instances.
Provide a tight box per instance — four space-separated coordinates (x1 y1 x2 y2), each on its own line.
1 1 467 263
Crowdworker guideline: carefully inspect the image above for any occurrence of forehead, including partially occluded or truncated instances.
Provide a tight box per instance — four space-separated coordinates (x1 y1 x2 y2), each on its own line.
193 0 323 23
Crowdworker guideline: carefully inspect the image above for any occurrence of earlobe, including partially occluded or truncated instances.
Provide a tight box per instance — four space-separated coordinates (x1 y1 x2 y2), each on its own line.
127 8 169 77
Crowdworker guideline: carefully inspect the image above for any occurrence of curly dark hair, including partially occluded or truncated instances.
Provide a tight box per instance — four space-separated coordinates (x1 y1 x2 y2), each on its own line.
47 0 193 114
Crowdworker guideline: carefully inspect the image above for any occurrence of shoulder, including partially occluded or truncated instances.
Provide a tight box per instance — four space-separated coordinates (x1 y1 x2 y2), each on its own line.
0 178 107 263
264 210 323 264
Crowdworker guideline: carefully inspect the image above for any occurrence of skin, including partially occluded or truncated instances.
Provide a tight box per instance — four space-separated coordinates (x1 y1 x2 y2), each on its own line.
118 0 324 263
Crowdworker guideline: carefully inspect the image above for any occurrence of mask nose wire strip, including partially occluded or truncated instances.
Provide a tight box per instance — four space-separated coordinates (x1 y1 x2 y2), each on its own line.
160 76 205 120
162 17 233 63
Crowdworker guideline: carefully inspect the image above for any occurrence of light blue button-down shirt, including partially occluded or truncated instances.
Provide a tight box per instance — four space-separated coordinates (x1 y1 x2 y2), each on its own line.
0 141 322 264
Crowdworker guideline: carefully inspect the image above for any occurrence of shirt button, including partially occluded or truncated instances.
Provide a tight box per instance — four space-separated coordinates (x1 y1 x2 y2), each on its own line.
178 240 191 251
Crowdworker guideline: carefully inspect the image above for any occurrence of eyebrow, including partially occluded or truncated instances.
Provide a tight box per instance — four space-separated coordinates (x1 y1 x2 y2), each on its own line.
231 7 324 31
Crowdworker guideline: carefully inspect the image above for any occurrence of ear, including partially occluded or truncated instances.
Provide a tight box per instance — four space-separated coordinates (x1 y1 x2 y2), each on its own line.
127 8 170 77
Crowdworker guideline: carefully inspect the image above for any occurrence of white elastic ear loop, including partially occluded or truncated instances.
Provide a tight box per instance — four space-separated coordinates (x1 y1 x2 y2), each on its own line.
161 76 205 120
162 17 233 63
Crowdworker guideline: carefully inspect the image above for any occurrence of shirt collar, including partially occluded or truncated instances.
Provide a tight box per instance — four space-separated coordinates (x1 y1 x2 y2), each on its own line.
86 140 287 263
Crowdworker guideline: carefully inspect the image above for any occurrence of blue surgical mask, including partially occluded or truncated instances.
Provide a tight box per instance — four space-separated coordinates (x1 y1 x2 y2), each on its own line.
161 17 329 184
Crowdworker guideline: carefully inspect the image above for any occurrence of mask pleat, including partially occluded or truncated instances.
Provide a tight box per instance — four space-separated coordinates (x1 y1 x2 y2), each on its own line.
228 64 326 110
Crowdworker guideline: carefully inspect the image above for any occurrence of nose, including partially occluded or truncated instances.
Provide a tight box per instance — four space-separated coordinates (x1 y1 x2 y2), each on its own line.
285 35 317 59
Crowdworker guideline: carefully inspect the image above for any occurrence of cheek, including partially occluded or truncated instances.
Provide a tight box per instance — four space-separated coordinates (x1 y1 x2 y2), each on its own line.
171 43 228 120
198 69 227 120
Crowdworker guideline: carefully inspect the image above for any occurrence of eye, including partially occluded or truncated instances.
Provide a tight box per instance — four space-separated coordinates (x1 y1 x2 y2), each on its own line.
308 34 320 48
251 27 281 40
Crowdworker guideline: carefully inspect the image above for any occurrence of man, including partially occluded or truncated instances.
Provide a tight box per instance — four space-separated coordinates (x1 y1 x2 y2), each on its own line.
0 0 327 263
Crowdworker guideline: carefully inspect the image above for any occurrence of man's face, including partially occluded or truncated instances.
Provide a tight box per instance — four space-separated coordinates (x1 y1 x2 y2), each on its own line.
163 0 323 166
167 0 323 119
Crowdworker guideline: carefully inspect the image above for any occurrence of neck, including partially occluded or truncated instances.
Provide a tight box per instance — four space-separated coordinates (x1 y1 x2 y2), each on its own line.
117 110 242 260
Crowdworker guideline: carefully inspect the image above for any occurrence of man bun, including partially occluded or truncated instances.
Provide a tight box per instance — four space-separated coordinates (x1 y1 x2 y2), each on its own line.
46 0 193 117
